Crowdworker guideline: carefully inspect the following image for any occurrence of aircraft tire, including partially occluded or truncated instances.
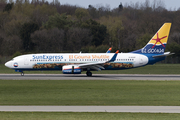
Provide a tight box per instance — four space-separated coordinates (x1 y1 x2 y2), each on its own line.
21 72 24 76
86 71 92 77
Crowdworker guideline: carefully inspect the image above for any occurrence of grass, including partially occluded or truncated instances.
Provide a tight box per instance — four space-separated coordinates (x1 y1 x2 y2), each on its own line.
1 64 180 119
1 64 180 74
0 112 180 120
0 80 180 106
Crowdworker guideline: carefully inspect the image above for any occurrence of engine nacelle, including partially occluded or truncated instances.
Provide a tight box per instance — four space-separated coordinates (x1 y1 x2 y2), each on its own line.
62 65 81 74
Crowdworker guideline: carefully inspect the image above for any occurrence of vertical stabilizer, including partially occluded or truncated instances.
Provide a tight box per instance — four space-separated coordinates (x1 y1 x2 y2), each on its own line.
132 23 171 54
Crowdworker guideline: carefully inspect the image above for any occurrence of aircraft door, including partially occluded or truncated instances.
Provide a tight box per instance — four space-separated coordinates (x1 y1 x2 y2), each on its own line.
24 57 29 65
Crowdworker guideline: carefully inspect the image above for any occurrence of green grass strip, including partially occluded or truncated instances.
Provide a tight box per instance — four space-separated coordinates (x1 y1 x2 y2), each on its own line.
0 112 180 120
0 80 180 106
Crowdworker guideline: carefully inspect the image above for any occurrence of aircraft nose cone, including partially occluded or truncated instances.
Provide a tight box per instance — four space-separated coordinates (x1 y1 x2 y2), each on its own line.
5 61 12 68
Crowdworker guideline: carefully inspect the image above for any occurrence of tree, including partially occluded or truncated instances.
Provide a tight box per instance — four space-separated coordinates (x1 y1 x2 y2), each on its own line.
56 5 77 15
66 28 92 52
31 28 64 52
0 0 7 3
82 19 107 46
0 11 9 29
3 3 13 13
88 5 98 18
20 22 39 51
136 33 152 49
0 34 22 56
166 43 180 57
31 4 58 27
43 13 71 30
4 36 22 55
0 33 4 55
119 2 123 11
4 15 29 36
99 16 123 49
169 32 180 44
51 0 60 6
75 8 89 22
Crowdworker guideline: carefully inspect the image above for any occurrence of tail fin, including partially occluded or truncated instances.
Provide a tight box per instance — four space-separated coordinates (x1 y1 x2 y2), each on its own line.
132 23 171 54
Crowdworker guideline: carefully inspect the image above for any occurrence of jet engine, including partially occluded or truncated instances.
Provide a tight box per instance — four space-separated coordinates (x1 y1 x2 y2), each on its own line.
62 65 81 74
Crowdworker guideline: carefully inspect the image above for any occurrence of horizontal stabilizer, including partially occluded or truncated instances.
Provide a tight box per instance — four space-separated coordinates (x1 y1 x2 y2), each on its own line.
152 52 174 58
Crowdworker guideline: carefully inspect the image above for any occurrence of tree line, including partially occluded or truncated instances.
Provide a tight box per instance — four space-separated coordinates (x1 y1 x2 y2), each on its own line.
0 0 180 58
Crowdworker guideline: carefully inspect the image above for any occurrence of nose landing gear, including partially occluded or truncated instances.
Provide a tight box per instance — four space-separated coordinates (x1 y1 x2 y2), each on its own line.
15 70 24 76
21 72 24 76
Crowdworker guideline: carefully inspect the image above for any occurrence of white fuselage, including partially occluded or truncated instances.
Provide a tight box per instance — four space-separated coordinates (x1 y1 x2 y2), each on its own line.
5 53 149 71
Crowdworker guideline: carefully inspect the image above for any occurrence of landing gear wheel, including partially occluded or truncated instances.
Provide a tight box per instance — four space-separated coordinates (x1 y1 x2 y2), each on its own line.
21 72 24 76
86 71 92 77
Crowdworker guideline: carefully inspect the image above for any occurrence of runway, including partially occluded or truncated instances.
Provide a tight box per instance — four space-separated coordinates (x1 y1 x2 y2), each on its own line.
0 106 180 113
0 74 180 80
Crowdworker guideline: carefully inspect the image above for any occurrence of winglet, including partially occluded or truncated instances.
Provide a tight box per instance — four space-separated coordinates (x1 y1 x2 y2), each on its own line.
106 47 112 53
115 50 119 54
107 50 119 62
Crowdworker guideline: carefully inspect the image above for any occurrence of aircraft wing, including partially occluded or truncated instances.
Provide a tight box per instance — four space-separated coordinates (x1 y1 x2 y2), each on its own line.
78 50 119 71
78 62 106 71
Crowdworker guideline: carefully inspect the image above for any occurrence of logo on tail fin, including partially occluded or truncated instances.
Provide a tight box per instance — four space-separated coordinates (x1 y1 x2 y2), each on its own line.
151 33 167 48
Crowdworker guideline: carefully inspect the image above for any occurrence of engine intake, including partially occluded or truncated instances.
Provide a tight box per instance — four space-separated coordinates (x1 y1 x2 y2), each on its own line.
62 65 81 74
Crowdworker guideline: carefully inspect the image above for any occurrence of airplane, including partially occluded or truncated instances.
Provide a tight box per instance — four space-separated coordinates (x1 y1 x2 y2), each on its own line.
5 23 173 76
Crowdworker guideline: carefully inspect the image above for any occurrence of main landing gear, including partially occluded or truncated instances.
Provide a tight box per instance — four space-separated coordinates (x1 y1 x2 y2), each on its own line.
86 71 92 77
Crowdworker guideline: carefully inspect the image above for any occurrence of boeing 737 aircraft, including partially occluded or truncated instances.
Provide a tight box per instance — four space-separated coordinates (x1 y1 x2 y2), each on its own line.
5 23 173 76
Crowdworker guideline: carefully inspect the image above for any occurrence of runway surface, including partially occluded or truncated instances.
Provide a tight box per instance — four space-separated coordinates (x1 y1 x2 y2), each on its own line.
1 106 180 113
0 74 180 80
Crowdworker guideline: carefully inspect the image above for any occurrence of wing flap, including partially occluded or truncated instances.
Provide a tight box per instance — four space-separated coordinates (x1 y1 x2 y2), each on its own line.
89 66 102 71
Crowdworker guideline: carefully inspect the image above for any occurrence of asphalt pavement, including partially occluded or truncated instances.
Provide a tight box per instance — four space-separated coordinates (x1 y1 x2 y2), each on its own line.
0 74 180 80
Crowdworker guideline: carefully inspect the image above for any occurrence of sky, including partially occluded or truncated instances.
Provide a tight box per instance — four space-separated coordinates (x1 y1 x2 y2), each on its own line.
57 0 180 10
